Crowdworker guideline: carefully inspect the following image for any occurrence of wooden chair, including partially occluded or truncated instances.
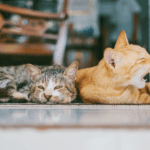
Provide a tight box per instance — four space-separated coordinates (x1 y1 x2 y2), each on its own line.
0 0 69 65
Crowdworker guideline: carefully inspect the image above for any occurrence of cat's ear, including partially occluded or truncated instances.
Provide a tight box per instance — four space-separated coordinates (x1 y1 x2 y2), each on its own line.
115 30 129 49
27 64 41 81
63 61 79 81
104 48 121 69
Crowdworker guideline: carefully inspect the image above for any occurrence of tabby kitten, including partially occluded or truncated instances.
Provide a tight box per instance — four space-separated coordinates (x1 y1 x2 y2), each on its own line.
0 61 78 103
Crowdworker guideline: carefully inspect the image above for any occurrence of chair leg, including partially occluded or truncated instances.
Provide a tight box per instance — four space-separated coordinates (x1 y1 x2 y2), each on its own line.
53 21 68 65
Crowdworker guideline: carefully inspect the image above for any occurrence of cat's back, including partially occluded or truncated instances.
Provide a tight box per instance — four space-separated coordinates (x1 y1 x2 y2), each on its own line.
0 64 28 75
0 64 66 77
0 64 32 85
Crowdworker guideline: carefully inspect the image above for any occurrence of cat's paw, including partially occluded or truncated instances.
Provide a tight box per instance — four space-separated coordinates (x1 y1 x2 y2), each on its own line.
50 96 59 104
30 98 47 103
58 97 71 104
12 92 29 102
0 97 10 103
39 99 47 103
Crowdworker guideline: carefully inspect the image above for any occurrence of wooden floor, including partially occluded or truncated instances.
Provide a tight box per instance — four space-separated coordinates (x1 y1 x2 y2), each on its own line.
1 104 150 129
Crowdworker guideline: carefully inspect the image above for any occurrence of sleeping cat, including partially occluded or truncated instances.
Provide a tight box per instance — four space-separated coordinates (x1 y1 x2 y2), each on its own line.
76 30 150 104
0 61 78 103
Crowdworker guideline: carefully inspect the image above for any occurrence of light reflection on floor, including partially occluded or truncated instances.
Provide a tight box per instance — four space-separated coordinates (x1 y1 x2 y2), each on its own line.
0 105 150 127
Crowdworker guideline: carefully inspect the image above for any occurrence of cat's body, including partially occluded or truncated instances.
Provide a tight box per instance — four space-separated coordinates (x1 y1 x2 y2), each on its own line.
0 62 78 103
76 30 150 104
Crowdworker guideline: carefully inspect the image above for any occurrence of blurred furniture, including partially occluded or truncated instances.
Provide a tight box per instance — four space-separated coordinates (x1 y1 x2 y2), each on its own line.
0 0 69 65
64 0 99 68
65 23 98 69
68 0 99 37
100 0 141 46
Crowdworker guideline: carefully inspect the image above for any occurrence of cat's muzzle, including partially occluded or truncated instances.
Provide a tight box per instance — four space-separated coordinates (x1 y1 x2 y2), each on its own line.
44 93 52 101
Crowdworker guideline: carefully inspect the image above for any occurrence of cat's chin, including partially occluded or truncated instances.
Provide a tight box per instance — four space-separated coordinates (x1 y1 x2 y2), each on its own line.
131 80 146 89
130 77 146 89
139 80 146 89
130 70 150 89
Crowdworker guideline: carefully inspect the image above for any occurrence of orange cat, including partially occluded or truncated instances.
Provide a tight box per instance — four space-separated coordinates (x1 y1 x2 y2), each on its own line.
76 30 150 104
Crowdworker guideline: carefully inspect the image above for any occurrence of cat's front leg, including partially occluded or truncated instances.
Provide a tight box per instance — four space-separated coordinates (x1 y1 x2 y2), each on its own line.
58 97 72 104
50 96 71 104
0 73 28 102
9 88 29 102
0 97 10 103
49 96 59 104
11 92 28 101
17 87 31 102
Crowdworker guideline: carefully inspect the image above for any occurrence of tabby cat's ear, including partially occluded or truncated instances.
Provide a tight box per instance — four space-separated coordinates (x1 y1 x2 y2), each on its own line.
114 30 129 49
104 48 121 69
27 64 41 81
63 61 79 81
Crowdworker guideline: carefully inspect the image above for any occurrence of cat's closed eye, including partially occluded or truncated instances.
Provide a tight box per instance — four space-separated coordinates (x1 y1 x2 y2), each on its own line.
38 85 45 90
54 85 63 90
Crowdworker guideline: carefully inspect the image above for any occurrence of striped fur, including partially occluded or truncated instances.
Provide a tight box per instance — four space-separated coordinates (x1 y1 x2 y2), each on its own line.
0 61 78 103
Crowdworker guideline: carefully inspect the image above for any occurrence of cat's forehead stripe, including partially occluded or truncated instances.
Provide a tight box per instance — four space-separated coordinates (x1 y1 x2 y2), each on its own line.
47 79 54 89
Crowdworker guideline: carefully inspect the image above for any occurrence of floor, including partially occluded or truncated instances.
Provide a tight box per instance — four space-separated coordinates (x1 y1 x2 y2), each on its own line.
0 104 150 128
0 128 150 150
0 104 150 150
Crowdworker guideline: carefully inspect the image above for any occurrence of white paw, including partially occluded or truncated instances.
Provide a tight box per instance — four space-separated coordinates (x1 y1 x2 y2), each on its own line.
12 92 28 101
0 98 10 102
58 97 71 104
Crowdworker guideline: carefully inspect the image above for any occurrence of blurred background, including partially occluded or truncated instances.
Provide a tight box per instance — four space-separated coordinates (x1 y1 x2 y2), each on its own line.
0 0 148 69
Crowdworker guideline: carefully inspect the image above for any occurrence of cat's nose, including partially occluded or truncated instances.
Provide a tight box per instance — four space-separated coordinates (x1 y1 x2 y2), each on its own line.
44 94 52 100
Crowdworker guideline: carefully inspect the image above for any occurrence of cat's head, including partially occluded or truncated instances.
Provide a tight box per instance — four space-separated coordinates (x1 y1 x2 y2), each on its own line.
103 30 150 89
27 61 79 103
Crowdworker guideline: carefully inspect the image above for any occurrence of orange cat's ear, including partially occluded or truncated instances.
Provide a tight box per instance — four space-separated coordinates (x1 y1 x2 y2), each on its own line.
104 48 121 69
63 61 79 81
27 64 41 81
114 30 129 49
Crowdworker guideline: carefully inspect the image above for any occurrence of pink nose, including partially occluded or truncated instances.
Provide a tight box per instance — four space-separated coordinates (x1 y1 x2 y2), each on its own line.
44 94 52 100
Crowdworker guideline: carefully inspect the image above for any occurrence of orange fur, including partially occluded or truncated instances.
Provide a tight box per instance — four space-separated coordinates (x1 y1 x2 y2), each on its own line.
76 30 150 104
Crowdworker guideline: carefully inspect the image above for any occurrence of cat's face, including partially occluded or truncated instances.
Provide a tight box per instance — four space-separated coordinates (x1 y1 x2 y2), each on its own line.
104 30 150 89
27 62 78 103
